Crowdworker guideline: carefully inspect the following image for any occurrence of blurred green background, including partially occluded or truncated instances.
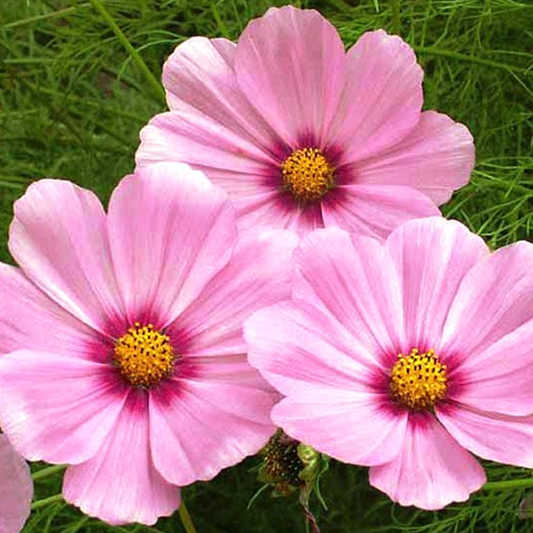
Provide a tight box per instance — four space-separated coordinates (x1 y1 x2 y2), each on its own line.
1 0 533 532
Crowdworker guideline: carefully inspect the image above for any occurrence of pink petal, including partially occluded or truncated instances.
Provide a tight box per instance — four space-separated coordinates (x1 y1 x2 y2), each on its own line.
329 30 423 162
272 389 407 466
0 350 127 464
149 378 275 486
369 412 485 510
0 263 108 362
237 191 324 236
163 36 277 153
137 35 277 192
169 229 298 358
441 241 533 358
235 6 346 147
355 111 475 204
292 227 403 364
437 404 533 468
386 217 489 351
107 163 237 326
0 435 32 533
179 355 268 390
450 320 533 416
9 180 124 335
137 112 277 197
245 301 383 396
63 391 181 525
321 185 440 240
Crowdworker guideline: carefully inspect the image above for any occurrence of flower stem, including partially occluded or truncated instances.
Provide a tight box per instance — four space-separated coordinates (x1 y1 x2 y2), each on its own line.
300 501 321 533
178 499 198 533
391 0 401 35
483 478 533 491
414 46 533 77
32 464 67 481
87 0 166 106
31 494 63 510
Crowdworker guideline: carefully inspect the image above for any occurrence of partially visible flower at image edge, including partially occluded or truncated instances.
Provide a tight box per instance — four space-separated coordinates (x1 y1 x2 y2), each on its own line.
0 435 32 533
137 5 474 239
0 162 298 525
245 217 533 509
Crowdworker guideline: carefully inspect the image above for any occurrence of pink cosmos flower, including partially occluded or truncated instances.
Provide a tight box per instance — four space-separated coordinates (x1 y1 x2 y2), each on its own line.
0 435 32 533
0 162 298 525
245 217 533 510
136 6 474 239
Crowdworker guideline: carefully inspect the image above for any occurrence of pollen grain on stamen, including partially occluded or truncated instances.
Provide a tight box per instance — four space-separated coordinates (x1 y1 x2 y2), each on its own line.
114 322 175 388
389 348 448 411
281 147 335 204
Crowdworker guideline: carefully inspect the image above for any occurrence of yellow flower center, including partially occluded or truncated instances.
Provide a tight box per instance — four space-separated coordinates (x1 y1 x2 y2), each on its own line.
389 348 448 411
114 323 175 388
281 148 335 203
